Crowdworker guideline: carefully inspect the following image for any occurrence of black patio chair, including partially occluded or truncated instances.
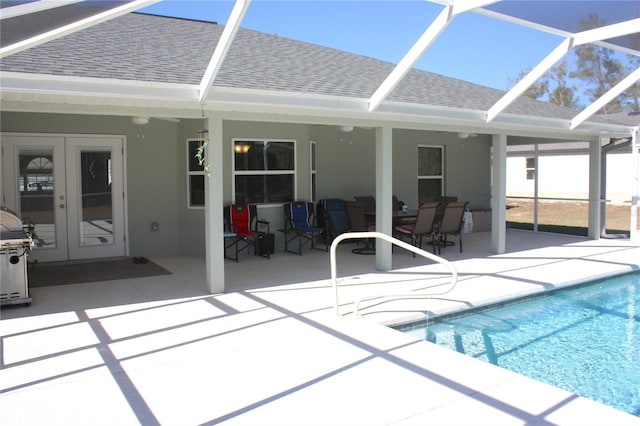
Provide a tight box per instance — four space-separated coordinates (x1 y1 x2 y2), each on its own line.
318 198 350 246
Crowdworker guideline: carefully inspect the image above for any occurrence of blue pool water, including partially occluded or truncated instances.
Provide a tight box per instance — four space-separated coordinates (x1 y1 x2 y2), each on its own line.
400 272 640 417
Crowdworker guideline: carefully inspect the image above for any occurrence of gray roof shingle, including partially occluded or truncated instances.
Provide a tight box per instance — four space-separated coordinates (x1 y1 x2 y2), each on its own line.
0 12 625 124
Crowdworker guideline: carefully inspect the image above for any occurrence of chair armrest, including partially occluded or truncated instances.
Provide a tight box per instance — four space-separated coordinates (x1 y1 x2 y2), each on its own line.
256 219 270 235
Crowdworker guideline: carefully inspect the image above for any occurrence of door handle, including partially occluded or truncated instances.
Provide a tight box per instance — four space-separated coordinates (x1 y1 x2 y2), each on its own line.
59 204 65 209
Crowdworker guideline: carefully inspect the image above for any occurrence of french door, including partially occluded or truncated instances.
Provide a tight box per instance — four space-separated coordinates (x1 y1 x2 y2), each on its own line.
2 134 126 262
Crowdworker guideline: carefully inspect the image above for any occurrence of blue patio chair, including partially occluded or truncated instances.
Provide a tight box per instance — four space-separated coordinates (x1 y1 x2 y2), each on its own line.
280 201 325 255
318 198 350 246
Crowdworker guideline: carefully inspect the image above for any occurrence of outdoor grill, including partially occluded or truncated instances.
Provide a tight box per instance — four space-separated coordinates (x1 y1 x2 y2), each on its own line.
1 207 33 306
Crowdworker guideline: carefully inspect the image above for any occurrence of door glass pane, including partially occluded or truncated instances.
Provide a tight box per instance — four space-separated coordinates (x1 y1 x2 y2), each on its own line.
80 150 113 246
19 150 55 248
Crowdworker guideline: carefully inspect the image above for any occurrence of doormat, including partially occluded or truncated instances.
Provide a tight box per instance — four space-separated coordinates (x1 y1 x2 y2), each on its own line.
28 258 172 287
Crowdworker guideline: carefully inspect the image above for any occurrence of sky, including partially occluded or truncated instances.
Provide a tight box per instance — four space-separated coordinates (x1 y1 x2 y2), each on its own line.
139 0 565 93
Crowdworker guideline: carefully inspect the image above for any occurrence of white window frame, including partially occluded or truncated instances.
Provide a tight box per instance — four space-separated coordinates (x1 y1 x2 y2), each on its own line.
186 138 205 209
417 145 444 204
526 157 536 180
231 138 297 205
310 140 317 203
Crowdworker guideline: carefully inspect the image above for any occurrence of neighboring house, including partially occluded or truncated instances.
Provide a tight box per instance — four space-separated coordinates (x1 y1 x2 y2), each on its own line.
1 5 637 292
507 112 640 203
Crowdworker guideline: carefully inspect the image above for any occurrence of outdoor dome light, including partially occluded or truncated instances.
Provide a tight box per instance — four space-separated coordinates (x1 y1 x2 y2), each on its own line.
131 116 149 125
340 125 354 132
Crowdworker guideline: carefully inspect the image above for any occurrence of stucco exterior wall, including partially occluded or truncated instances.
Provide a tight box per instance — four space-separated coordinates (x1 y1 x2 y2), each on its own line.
2 112 493 260
392 129 492 211
1 111 183 258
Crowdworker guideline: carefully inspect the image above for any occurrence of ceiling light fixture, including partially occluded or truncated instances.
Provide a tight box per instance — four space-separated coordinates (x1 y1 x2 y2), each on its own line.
234 143 251 154
131 116 149 125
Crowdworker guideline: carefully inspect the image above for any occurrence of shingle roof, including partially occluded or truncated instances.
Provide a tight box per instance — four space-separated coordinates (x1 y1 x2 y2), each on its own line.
605 112 640 126
0 12 624 124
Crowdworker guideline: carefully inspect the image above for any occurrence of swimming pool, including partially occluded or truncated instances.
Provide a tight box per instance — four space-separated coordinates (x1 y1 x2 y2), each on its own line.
398 271 640 417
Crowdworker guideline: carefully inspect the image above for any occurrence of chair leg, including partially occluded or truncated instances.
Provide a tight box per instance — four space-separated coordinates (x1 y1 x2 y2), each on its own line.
224 236 239 262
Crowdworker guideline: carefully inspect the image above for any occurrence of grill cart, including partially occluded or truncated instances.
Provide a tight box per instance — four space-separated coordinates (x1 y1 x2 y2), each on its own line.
1 208 33 306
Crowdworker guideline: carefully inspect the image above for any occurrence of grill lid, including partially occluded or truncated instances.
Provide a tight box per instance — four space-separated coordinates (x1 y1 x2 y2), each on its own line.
1 207 26 240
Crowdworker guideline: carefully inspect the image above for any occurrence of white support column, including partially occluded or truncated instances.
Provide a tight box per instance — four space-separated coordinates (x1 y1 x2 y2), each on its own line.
588 138 601 240
533 144 539 232
204 115 225 293
631 128 639 244
491 134 507 254
375 125 393 271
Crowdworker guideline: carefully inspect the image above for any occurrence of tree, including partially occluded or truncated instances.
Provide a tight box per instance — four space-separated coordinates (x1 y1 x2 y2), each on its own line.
570 13 625 114
547 61 580 109
508 68 548 100
622 55 640 112
508 61 579 109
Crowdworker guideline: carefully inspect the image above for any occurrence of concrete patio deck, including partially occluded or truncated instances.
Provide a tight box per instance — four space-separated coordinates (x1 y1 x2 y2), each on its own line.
1 229 640 425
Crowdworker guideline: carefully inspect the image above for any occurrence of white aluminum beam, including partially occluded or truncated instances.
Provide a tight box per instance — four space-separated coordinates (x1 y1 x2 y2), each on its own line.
0 0 83 20
368 0 498 113
573 18 640 46
451 0 500 15
0 0 161 58
487 18 640 123
368 5 453 112
570 66 640 130
487 38 573 122
198 0 251 104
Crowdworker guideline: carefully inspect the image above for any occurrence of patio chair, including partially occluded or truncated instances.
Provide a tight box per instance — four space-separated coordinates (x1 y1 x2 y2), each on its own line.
354 195 407 227
280 201 325 255
353 195 403 212
345 200 376 254
224 203 271 259
434 201 468 254
394 201 440 256
318 198 350 245
353 195 376 227
353 195 376 212
223 231 239 262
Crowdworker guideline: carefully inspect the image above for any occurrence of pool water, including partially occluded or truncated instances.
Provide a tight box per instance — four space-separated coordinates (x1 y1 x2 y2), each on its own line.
400 272 640 417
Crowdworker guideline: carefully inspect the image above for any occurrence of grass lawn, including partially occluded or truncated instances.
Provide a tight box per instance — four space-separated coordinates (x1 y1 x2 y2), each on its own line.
506 198 637 236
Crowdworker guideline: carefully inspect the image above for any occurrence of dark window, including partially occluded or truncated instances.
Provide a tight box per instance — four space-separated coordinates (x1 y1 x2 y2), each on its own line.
417 146 444 205
233 139 296 204
187 139 205 208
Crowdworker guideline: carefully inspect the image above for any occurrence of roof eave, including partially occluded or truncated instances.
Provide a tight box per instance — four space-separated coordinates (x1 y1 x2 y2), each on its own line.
1 73 634 138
